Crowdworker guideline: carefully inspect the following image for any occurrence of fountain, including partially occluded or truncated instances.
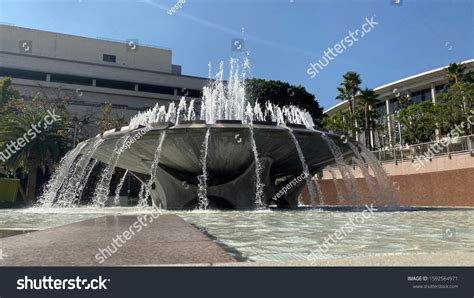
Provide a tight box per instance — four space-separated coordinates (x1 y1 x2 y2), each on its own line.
37 58 396 210
113 169 128 206
197 128 210 209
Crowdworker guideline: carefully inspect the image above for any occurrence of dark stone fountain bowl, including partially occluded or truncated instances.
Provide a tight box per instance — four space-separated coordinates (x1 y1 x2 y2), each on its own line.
82 122 353 210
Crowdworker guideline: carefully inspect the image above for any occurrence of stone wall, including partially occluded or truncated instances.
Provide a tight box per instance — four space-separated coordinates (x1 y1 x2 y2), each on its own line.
301 167 474 207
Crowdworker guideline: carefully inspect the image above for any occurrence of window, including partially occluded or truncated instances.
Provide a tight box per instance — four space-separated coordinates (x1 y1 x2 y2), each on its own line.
96 79 135 91
0 67 205 99
103 54 116 63
50 74 93 86
184 89 202 98
0 67 47 81
409 88 431 104
138 83 175 95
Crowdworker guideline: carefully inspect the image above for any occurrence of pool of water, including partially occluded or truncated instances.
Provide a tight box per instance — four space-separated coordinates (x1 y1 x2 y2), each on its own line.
0 207 473 262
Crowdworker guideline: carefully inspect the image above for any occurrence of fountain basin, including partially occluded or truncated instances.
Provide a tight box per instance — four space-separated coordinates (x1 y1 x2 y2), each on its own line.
82 123 353 209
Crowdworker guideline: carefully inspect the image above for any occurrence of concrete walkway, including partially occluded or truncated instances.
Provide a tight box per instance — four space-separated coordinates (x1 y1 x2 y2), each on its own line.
0 215 235 266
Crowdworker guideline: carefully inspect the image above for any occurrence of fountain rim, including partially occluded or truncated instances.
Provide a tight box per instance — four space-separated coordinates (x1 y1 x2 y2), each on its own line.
79 121 355 195
93 121 342 141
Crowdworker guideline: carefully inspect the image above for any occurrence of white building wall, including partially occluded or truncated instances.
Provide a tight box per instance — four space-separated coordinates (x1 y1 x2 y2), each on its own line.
0 25 172 73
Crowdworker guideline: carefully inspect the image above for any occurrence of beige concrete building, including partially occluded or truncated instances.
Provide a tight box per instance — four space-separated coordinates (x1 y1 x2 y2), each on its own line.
0 24 207 135
324 59 474 147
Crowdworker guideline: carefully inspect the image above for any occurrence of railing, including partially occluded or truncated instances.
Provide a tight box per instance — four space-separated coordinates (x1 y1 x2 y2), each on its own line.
371 134 474 163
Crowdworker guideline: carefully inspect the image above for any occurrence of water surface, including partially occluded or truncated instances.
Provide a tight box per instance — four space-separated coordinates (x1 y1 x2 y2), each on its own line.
0 207 472 262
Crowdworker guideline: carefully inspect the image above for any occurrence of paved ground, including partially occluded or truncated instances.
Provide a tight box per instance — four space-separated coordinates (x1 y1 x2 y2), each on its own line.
0 215 235 266
210 252 474 267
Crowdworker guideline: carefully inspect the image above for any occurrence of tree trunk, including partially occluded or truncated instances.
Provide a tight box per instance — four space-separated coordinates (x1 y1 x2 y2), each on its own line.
365 104 370 149
26 160 38 206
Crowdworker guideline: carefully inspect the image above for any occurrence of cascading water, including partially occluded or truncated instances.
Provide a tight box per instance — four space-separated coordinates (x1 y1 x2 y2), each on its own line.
288 130 317 206
113 169 129 206
140 131 167 207
245 104 265 208
197 128 211 209
57 138 104 207
187 99 196 121
322 134 361 205
137 182 147 208
92 135 131 207
358 145 399 206
347 142 379 203
313 177 326 205
248 126 264 208
327 166 345 205
37 142 88 207
176 98 187 125
75 159 98 203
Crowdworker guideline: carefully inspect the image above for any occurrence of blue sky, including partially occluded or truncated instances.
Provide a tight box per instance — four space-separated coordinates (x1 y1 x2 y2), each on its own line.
0 0 472 110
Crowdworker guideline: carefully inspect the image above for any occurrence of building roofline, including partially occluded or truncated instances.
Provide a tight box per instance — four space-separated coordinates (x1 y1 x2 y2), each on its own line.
323 100 348 114
373 59 474 92
0 24 172 52
324 59 474 114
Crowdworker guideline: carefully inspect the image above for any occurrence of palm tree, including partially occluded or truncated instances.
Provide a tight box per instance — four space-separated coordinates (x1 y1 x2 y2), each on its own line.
0 105 69 205
336 71 362 114
335 72 361 138
344 72 362 113
358 88 378 149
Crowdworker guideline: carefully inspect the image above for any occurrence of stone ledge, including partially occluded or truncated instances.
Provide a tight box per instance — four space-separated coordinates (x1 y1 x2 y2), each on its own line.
0 215 235 266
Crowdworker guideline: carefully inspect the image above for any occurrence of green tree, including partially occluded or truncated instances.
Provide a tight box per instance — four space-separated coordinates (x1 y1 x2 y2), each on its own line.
336 71 361 115
0 78 20 108
245 78 324 123
98 102 127 133
321 110 359 136
445 63 474 86
0 92 70 205
437 81 474 134
334 72 362 138
396 101 439 144
395 95 412 110
358 88 378 149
